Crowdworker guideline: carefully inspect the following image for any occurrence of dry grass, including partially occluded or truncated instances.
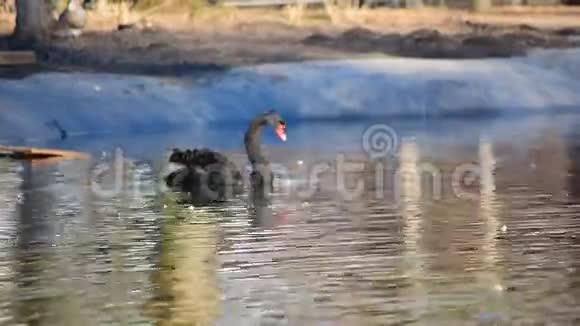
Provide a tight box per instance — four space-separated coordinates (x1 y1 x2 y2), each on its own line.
488 5 580 15
86 5 580 33
463 6 580 29
1 3 580 37
99 9 576 35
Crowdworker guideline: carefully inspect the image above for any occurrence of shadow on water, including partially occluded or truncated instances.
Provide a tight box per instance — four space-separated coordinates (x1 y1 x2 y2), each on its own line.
2 116 580 324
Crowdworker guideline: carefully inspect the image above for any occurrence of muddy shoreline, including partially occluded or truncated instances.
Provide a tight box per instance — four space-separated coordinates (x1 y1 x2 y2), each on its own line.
31 23 580 76
304 23 580 59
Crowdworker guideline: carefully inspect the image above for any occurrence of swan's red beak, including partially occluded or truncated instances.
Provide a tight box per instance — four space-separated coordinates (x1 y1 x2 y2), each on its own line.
275 124 286 141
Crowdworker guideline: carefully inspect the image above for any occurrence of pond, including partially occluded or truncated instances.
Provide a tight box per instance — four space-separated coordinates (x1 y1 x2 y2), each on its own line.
1 114 580 325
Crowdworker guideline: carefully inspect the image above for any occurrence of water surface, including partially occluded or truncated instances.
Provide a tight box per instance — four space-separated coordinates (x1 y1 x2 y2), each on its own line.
1 116 580 325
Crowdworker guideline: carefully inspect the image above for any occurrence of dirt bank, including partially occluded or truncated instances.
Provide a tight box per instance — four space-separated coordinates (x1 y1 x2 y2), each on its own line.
304 23 580 58
2 7 580 76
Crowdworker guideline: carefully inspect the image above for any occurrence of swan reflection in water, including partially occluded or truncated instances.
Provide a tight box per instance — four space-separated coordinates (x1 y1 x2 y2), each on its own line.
248 178 288 229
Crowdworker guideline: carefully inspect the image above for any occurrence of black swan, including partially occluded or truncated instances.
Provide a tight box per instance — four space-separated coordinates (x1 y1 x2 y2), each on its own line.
165 110 287 203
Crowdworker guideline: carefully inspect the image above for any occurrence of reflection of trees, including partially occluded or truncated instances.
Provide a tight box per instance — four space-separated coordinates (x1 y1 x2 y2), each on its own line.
147 200 221 325
397 138 427 320
6 156 163 324
393 135 511 322
10 159 98 324
479 138 499 275
528 129 569 201
566 127 580 201
564 125 580 305
0 150 232 324
477 137 511 314
0 160 20 321
12 160 63 325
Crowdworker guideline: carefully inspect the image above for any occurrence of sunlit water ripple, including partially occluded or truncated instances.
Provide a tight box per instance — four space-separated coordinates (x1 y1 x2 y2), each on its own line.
1 116 580 325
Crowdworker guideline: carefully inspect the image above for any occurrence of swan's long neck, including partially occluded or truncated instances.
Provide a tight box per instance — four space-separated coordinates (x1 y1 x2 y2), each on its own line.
244 115 268 168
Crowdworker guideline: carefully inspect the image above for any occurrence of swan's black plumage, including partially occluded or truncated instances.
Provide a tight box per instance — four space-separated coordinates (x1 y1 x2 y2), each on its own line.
165 148 244 202
168 148 231 168
165 111 286 203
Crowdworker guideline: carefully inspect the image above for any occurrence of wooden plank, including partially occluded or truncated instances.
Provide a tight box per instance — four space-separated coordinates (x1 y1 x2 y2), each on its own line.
0 145 90 161
0 51 37 66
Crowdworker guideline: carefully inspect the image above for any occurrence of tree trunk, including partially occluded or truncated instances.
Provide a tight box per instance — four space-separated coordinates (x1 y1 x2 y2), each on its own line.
13 0 52 45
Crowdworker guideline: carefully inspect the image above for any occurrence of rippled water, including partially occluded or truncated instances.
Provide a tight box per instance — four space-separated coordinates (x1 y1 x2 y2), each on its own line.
2 116 580 325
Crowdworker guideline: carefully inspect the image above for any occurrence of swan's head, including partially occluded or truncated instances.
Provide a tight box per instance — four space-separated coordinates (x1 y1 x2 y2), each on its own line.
263 110 286 142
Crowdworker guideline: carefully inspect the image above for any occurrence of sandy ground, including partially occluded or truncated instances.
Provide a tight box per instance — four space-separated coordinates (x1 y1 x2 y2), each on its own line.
1 6 580 76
